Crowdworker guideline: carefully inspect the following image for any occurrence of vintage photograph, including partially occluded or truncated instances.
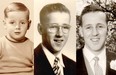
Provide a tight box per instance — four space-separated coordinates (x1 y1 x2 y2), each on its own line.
0 0 34 75
34 0 76 75
77 0 116 75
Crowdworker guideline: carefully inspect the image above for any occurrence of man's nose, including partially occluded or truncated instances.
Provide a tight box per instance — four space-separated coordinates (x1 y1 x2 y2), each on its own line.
92 28 99 36
56 27 63 37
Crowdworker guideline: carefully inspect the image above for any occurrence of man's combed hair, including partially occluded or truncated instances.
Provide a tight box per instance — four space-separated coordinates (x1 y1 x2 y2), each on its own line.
40 3 70 24
79 4 108 26
4 2 30 20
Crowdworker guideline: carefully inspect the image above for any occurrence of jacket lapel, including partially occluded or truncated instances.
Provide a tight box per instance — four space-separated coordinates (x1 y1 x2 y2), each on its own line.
63 55 76 75
77 50 88 75
34 44 55 75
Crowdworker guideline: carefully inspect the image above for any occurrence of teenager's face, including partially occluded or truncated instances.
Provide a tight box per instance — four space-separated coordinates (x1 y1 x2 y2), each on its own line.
4 11 31 42
40 12 70 54
80 12 107 52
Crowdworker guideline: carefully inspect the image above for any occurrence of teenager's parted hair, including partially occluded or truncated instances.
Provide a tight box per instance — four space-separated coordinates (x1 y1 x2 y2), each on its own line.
4 2 30 20
40 3 70 24
79 4 108 26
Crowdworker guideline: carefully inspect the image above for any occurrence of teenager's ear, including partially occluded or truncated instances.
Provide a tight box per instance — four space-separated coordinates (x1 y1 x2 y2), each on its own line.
38 23 42 35
79 26 83 37
27 20 31 30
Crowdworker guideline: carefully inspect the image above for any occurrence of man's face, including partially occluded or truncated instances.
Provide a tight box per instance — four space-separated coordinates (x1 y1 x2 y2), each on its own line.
80 12 107 52
40 12 70 54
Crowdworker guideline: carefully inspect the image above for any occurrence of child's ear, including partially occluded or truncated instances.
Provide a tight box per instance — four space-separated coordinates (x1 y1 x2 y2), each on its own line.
38 23 42 35
27 20 31 30
3 20 7 29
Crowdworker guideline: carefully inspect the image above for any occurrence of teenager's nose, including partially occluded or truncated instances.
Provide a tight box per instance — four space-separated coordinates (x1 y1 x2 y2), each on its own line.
56 27 63 37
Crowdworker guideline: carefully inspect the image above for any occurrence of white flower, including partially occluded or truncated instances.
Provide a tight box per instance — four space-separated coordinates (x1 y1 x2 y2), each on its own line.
110 60 116 70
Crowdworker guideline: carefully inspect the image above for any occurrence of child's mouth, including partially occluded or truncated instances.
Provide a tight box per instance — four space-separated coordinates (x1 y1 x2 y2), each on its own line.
15 32 21 35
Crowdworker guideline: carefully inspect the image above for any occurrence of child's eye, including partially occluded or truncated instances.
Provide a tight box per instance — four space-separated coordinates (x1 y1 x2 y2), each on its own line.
21 22 26 24
9 21 15 24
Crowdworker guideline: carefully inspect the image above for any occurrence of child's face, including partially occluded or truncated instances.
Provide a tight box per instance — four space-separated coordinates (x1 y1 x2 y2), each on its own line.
4 11 31 42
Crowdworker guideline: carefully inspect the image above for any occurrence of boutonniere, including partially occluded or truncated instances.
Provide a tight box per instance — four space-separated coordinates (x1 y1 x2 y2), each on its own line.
110 60 116 70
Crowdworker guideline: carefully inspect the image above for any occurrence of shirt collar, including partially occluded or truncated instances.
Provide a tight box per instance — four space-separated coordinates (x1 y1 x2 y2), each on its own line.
97 47 106 62
83 46 106 63
41 44 65 67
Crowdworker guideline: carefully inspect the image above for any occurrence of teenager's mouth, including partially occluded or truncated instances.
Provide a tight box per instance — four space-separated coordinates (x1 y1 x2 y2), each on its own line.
54 39 63 44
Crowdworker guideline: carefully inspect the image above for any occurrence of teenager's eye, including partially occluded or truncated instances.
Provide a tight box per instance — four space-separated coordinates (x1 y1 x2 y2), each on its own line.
63 26 70 29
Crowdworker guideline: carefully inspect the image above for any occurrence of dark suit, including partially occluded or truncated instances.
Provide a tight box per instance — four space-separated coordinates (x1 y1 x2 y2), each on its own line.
34 44 76 75
77 48 116 75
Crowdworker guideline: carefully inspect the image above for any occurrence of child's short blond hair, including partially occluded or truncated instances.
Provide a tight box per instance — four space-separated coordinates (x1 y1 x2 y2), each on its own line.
4 2 30 20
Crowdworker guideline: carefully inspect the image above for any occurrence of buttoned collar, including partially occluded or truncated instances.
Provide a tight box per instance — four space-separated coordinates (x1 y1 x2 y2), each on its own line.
41 44 65 68
83 46 106 63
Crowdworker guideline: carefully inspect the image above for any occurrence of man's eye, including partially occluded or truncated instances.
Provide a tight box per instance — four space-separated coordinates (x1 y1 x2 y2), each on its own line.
86 26 91 29
98 25 104 28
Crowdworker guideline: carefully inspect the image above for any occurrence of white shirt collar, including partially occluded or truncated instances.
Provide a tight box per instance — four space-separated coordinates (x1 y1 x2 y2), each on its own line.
83 46 106 75
41 44 65 68
83 46 106 62
83 46 95 63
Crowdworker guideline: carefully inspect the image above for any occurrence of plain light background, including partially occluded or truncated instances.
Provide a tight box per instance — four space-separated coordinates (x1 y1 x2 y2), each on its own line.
0 0 34 42
34 0 76 61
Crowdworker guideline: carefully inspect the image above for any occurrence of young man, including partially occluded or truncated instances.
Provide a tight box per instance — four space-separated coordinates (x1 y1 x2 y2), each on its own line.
77 4 116 75
34 3 76 75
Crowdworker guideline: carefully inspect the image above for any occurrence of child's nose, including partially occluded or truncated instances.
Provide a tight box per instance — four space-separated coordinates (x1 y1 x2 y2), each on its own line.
16 24 20 30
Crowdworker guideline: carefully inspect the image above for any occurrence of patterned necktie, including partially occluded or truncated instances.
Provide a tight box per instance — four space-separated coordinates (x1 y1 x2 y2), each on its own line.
94 57 103 75
53 57 61 75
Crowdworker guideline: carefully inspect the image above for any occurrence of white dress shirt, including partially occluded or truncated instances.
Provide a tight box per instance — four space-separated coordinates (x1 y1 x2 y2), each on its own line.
41 44 65 75
83 46 106 75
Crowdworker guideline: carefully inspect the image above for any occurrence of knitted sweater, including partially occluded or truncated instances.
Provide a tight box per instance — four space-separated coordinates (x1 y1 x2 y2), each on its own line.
0 36 33 75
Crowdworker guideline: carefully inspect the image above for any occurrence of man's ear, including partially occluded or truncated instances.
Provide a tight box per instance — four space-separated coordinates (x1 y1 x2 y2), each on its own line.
27 20 31 30
38 23 42 35
79 26 83 37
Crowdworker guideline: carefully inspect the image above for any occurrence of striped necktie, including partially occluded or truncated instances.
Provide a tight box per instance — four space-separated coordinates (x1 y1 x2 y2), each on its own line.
53 57 61 75
94 57 103 75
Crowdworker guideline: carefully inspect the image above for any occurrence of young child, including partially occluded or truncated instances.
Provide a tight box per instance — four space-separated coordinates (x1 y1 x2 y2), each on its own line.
0 2 33 75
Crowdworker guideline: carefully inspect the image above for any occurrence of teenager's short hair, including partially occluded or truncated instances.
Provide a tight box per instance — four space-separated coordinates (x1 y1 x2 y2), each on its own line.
80 4 108 26
4 2 30 20
40 3 70 24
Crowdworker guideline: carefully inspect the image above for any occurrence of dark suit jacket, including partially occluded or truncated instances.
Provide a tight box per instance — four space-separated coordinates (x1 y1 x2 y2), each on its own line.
34 44 76 75
77 48 116 75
